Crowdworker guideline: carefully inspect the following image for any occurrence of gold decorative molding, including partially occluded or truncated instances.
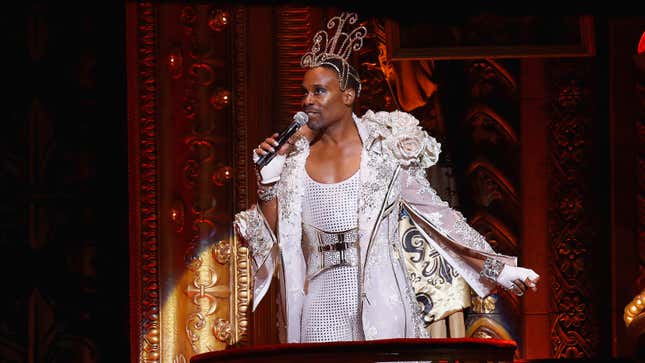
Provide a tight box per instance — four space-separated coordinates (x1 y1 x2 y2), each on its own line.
129 3 237 361
130 2 161 363
471 295 498 314
230 6 251 348
624 289 645 327
213 239 232 265
183 243 231 354
466 317 512 340
230 234 251 345
214 317 232 342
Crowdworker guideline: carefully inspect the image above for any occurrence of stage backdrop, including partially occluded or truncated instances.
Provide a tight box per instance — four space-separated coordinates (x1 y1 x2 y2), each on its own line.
126 3 643 362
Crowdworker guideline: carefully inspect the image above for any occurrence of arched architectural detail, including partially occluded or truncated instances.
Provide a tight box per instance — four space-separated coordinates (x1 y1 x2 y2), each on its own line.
470 212 518 255
466 104 518 146
466 160 519 209
465 59 517 98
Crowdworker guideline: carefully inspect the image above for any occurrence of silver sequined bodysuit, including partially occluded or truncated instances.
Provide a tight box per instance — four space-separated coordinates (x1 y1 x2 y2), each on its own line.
300 168 364 342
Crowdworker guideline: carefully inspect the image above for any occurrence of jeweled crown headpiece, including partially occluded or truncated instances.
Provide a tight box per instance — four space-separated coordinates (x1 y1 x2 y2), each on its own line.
300 12 367 96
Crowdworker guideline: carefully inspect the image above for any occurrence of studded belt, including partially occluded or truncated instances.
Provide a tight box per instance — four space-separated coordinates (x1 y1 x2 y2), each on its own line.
302 224 360 280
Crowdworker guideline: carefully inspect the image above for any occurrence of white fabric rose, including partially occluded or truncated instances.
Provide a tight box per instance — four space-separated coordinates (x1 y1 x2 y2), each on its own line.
372 110 392 124
363 109 442 168
364 110 391 138
382 111 442 168
384 128 427 166
419 134 441 169
388 110 420 135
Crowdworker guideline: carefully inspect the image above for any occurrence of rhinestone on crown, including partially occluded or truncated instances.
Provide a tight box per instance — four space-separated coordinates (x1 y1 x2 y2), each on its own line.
300 12 367 93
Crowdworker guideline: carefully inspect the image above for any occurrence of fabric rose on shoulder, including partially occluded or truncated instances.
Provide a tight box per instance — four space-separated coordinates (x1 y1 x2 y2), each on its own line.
362 109 391 139
381 110 441 168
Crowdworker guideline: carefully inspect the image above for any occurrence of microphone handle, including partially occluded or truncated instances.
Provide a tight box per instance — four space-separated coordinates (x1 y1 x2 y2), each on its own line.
255 122 302 168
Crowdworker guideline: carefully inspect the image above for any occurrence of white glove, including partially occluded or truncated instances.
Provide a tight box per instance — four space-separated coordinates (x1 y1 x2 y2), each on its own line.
252 151 286 185
496 265 540 296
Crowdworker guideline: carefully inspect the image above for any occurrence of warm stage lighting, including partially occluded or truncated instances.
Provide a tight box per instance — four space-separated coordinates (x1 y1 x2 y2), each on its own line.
168 47 184 79
212 166 234 186
208 9 230 32
210 88 231 110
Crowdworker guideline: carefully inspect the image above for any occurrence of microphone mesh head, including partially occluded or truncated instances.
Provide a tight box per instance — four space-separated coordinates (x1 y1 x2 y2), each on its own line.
294 111 308 126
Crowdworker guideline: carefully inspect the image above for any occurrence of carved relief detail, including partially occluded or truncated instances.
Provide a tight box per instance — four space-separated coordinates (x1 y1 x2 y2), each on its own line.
213 318 232 343
231 238 251 345
467 160 519 208
136 3 161 362
231 7 251 346
212 239 231 265
471 295 498 314
178 4 233 356
470 213 517 254
234 6 249 212
624 289 645 327
547 60 598 358
466 59 517 98
466 317 512 340
276 7 312 126
466 105 518 145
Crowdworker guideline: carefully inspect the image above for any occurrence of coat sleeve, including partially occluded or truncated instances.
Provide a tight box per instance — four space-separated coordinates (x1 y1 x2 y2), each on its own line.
233 204 279 310
400 167 517 297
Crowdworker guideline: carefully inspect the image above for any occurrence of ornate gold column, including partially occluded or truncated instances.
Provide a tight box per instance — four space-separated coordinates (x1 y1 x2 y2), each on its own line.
128 3 248 362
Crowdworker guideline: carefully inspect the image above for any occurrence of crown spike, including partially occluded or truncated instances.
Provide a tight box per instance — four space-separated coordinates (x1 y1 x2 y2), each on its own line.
300 12 366 69
300 12 366 96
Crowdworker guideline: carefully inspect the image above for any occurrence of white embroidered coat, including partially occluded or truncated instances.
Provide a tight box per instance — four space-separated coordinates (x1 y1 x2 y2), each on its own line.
233 110 517 343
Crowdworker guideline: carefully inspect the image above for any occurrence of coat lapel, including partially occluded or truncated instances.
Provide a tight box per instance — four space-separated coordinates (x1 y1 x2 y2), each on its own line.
276 138 309 342
356 116 398 270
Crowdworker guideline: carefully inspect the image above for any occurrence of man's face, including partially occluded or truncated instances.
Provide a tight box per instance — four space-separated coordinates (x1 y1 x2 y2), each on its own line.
301 66 351 130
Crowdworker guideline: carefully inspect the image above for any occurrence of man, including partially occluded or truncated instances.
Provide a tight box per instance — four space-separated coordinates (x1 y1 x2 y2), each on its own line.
234 12 539 343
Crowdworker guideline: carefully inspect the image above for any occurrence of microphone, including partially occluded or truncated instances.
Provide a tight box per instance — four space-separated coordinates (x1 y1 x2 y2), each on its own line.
255 111 309 168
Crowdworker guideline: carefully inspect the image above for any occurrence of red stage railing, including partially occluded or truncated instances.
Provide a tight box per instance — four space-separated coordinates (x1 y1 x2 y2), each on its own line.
190 337 517 363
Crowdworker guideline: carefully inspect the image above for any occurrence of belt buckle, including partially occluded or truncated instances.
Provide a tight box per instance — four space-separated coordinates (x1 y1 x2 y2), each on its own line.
317 232 349 264
335 233 346 264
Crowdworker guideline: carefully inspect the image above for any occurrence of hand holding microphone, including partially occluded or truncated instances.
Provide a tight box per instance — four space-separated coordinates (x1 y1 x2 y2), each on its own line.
253 112 309 185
